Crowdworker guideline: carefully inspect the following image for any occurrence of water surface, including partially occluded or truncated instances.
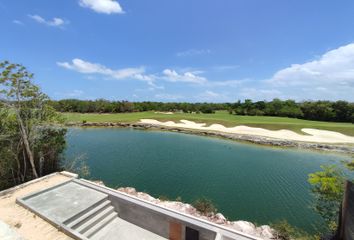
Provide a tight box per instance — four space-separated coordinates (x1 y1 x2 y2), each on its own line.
65 128 351 232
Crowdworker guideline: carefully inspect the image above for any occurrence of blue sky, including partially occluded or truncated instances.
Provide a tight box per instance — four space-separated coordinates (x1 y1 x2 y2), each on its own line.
1 0 354 102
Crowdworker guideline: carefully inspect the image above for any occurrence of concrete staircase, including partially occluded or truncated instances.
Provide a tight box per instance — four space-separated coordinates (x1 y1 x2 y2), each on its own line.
63 197 118 239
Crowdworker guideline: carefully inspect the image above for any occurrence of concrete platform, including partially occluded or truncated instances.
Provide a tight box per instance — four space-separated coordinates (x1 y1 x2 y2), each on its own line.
91 217 166 240
0 172 75 240
17 180 167 240
23 181 108 222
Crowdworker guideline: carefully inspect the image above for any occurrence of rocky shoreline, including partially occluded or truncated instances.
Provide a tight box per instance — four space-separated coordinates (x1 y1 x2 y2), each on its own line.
116 186 275 239
67 121 354 154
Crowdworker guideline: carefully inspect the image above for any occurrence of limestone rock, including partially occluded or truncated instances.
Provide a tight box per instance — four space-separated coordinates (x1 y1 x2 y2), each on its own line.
230 221 256 234
116 187 275 240
257 225 274 239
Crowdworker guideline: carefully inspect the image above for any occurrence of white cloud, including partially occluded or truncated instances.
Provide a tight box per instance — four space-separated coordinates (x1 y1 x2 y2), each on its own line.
66 90 84 97
176 49 211 57
239 88 283 101
55 43 354 102
154 93 184 100
202 90 220 98
207 79 250 87
79 0 124 14
270 43 354 87
264 42 354 101
28 14 66 27
55 90 84 98
13 20 24 25
57 58 154 83
212 65 239 71
162 69 207 84
196 90 231 102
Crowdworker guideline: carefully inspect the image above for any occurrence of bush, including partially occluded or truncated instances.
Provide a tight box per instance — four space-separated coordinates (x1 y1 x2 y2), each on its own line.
346 160 354 171
271 220 296 240
308 165 345 232
175 196 183 202
158 195 170 201
193 197 217 215
271 220 319 240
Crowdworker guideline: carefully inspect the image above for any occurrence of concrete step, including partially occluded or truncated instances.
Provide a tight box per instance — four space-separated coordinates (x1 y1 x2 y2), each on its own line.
66 200 111 229
63 197 109 226
76 205 115 234
85 212 118 239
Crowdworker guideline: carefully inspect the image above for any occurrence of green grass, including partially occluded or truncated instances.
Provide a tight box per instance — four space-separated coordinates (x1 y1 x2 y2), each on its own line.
62 111 354 136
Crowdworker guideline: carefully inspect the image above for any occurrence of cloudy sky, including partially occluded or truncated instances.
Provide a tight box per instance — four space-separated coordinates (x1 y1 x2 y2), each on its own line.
1 0 354 102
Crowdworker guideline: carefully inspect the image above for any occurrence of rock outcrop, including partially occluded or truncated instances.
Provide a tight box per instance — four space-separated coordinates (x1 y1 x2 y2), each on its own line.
117 187 275 239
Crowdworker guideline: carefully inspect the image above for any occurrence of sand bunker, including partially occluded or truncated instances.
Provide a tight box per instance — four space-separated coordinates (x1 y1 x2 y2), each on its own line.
140 119 354 144
154 112 174 115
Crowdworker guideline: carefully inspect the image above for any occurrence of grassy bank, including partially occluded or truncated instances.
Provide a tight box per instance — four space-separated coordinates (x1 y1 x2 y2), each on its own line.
62 111 354 136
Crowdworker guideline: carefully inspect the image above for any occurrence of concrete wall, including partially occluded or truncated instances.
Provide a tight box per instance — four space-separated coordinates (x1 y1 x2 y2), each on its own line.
109 195 216 240
76 179 259 240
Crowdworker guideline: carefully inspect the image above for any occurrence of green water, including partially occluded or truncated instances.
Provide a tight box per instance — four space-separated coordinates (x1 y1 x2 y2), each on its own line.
65 128 351 232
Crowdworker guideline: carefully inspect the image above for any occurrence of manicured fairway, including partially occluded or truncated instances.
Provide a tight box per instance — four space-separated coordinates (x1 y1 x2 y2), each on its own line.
62 111 354 136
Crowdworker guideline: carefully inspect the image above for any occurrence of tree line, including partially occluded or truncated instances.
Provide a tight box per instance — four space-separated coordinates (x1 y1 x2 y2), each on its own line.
49 99 354 123
48 99 226 114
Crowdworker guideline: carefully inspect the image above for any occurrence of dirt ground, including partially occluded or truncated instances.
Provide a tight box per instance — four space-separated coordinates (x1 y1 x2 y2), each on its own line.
0 173 74 240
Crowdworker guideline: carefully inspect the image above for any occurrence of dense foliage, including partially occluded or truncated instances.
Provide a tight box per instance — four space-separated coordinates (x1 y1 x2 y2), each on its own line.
308 161 354 234
0 61 67 190
231 99 354 122
49 99 223 114
49 98 354 123
308 166 345 232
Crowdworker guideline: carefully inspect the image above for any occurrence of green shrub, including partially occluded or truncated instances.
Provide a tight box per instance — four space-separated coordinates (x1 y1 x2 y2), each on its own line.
158 195 170 201
193 197 217 215
271 220 296 240
175 196 182 202
271 220 319 240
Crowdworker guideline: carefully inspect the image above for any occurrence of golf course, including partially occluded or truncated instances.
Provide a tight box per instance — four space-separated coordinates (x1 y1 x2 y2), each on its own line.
63 111 354 136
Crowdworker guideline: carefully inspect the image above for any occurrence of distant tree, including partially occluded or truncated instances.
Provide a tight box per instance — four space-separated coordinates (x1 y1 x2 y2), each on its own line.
242 99 254 115
332 101 353 122
301 101 335 121
264 99 283 116
199 104 215 114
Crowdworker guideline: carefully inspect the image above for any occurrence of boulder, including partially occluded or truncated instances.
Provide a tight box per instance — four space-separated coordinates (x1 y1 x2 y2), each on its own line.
257 225 274 239
230 221 256 234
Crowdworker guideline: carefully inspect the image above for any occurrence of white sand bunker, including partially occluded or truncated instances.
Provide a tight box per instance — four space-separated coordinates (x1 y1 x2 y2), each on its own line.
154 112 174 115
140 119 354 144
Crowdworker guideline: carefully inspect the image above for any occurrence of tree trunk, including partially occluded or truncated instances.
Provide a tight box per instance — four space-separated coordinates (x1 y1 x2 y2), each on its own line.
22 148 27 181
16 112 38 178
39 152 44 177
13 78 38 179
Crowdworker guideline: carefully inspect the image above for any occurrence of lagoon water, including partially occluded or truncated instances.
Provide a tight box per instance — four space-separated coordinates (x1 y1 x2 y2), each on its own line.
65 128 351 232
